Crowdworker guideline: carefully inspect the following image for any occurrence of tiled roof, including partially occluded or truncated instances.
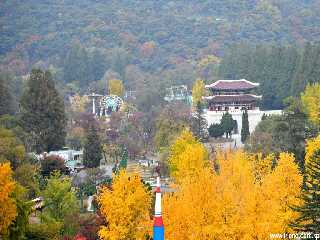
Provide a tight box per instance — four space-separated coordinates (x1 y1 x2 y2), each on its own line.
204 94 261 103
205 79 259 90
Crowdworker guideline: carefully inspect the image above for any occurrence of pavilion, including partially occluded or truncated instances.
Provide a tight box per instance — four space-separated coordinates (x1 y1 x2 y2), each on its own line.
203 79 282 142
204 79 261 112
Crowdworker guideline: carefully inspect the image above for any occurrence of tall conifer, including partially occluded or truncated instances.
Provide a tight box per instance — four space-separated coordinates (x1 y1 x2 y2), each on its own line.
83 124 102 168
20 69 67 153
192 101 208 141
291 138 320 232
220 112 235 138
0 73 14 116
241 109 250 143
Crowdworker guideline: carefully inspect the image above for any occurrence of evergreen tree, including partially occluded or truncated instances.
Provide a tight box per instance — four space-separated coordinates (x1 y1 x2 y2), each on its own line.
241 109 250 143
83 125 102 168
220 112 235 138
283 97 313 170
119 147 128 170
110 47 130 80
218 44 301 109
191 101 208 141
90 49 107 82
291 147 320 232
0 73 14 116
208 123 224 138
20 69 67 153
292 43 320 96
63 43 90 88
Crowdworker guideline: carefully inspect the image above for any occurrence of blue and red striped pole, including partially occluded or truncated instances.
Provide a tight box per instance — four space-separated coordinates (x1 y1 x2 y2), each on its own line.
153 176 164 240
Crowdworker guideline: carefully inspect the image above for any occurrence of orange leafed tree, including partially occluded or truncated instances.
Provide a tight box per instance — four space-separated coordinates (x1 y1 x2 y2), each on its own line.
0 163 17 236
98 170 152 240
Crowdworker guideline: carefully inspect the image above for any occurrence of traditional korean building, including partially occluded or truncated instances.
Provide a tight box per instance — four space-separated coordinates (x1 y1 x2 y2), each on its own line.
204 79 261 112
203 79 282 146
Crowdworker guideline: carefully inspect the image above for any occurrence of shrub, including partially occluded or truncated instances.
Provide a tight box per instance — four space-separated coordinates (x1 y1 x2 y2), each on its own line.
41 155 68 176
208 123 224 138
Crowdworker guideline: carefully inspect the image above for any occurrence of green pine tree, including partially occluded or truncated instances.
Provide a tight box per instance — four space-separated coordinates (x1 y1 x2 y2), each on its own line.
63 43 90 87
0 73 15 116
20 69 67 153
119 147 128 170
291 149 320 232
291 43 320 96
208 123 224 138
220 112 235 138
219 44 301 109
83 125 102 168
241 109 250 143
192 101 208 141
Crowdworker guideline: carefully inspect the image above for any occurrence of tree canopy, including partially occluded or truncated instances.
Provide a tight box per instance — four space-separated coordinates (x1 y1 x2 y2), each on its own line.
301 83 320 128
0 163 17 236
83 124 103 168
192 79 205 105
291 136 320 232
98 170 152 240
20 69 67 153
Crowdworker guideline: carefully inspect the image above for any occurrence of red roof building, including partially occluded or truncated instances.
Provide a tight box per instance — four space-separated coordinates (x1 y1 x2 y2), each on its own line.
204 79 261 112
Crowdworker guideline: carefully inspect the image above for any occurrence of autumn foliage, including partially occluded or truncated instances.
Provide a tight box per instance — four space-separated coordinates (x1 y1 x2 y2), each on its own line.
192 78 205 105
69 94 89 114
108 79 124 97
301 83 320 127
0 163 17 235
291 135 320 232
168 130 208 181
163 131 303 240
98 170 152 240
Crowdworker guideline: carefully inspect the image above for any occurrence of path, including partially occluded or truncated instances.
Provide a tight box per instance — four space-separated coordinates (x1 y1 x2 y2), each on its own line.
126 160 154 181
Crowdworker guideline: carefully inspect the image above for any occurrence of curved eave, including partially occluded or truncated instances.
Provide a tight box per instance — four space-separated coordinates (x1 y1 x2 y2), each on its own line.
205 79 260 90
203 94 262 103
203 94 262 99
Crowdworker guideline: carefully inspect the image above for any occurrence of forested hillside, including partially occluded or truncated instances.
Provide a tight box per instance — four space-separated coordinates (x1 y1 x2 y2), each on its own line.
1 0 320 109
2 2 320 239
2 0 320 73
219 43 320 109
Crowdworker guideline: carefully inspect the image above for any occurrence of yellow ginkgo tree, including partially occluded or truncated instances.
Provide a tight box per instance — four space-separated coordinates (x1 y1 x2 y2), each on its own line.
98 170 152 240
163 145 303 240
108 79 124 97
301 83 320 127
192 78 205 106
0 163 17 236
168 130 209 181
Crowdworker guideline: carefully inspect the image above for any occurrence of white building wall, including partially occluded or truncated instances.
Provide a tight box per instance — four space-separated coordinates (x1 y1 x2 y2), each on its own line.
204 109 282 135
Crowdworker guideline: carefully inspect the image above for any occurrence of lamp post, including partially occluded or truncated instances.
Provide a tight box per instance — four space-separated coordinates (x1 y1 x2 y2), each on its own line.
88 93 103 115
